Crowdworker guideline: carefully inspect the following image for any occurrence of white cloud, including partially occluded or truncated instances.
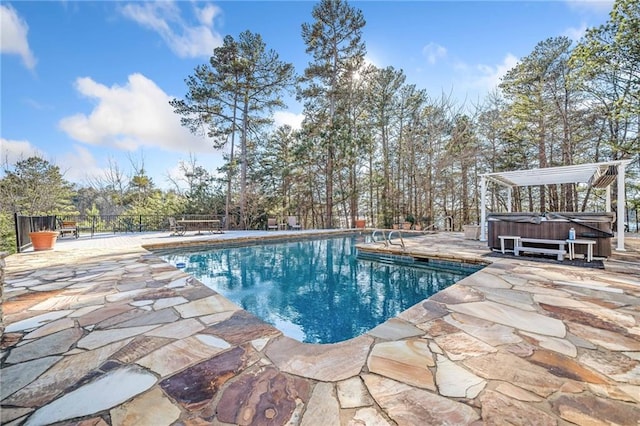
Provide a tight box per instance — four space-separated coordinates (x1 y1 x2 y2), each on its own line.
273 111 304 131
472 53 520 91
58 73 214 154
0 138 45 166
422 42 447 65
440 54 519 103
563 23 589 41
196 4 218 26
120 1 222 58
56 145 108 184
0 4 37 69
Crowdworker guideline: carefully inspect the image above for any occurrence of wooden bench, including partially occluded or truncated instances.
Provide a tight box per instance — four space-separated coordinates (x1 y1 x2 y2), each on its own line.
177 219 223 235
514 238 566 261
58 220 79 239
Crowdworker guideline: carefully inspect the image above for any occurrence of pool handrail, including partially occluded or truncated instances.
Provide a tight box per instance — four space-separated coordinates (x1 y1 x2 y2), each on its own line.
371 229 405 249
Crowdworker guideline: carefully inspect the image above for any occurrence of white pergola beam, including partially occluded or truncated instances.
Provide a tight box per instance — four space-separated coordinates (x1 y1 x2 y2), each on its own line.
478 160 631 250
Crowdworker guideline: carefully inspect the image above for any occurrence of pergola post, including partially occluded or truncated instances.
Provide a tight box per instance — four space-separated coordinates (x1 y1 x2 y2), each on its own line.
616 162 626 251
480 176 487 241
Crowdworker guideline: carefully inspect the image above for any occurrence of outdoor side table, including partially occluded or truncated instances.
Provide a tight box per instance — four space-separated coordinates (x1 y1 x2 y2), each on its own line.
498 235 521 254
566 239 596 262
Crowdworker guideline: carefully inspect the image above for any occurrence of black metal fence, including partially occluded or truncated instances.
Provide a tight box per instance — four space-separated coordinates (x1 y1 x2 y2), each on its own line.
14 214 224 253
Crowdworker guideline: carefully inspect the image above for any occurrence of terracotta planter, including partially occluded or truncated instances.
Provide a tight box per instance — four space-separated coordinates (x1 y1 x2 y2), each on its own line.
355 219 366 229
29 231 58 251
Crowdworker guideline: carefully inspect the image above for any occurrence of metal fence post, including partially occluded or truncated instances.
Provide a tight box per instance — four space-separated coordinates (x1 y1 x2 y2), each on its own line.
14 213 20 254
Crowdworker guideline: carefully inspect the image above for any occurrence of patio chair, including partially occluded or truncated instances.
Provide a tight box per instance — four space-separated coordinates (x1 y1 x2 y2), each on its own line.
169 217 186 236
267 218 278 231
288 216 302 230
57 219 78 238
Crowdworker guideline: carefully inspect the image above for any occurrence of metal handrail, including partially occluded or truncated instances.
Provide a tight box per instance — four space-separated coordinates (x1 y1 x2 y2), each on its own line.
421 223 439 233
444 215 454 232
371 229 388 246
371 228 406 249
387 230 405 249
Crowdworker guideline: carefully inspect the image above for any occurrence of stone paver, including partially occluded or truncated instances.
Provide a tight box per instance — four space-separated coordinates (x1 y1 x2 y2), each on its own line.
336 376 374 409
300 382 340 426
1 230 639 425
24 364 157 426
435 354 486 398
218 366 312 425
109 387 181 426
367 339 436 390
362 373 481 425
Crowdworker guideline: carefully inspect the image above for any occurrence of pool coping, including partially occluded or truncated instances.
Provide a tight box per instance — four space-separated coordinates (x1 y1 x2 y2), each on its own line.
2 231 640 425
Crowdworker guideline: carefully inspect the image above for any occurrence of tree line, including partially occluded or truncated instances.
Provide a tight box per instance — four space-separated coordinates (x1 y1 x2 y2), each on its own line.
171 0 638 230
1 0 638 253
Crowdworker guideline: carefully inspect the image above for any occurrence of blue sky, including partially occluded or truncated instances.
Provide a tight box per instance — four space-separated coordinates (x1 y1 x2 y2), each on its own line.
1 1 613 191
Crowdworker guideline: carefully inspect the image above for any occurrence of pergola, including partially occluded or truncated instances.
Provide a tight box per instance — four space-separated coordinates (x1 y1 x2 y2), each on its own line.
479 160 633 251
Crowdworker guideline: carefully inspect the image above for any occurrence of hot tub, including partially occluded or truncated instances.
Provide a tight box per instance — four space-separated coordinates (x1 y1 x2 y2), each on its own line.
487 212 615 258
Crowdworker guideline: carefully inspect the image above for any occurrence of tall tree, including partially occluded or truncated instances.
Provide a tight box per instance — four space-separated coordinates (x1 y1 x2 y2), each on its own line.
448 114 478 226
300 0 366 228
340 64 373 227
172 31 294 228
499 37 574 212
367 66 405 227
395 84 427 224
570 0 639 158
257 125 302 220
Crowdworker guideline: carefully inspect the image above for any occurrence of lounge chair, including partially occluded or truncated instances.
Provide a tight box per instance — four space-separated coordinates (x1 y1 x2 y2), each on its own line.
267 218 278 231
288 216 302 230
57 219 78 238
169 217 186 236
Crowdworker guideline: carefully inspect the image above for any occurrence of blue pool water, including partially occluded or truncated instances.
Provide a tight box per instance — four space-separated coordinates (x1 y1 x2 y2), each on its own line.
158 235 480 344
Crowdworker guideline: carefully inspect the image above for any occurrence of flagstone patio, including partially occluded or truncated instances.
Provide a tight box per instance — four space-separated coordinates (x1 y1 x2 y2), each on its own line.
1 230 639 425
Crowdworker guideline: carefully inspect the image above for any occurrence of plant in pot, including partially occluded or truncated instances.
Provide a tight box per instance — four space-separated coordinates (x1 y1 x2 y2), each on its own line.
404 214 415 230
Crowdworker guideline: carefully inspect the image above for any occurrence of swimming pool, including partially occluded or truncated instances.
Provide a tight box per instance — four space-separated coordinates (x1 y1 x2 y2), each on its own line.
158 235 481 344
